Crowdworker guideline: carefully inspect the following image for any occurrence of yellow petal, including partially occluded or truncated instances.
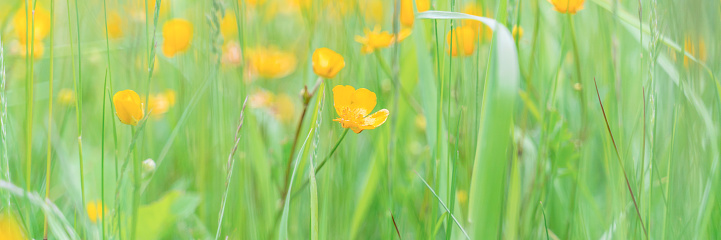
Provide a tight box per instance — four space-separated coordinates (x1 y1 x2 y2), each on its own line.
332 85 356 116
312 48 345 79
349 88 376 117
113 89 144 126
361 109 389 129
162 19 194 57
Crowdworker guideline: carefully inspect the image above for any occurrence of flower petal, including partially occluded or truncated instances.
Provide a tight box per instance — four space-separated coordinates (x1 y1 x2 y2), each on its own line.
350 88 376 117
333 85 356 116
361 109 389 130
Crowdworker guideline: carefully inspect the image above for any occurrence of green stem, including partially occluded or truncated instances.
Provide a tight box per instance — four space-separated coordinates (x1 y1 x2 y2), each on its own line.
44 0 55 237
131 126 140 240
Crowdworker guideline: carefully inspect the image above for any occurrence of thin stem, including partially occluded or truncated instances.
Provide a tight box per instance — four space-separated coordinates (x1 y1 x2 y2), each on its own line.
131 127 140 240
215 97 248 240
44 0 55 237
593 79 648 239
282 77 322 196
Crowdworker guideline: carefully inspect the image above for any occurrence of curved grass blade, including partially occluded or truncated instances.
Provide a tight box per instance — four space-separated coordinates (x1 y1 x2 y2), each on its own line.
417 11 520 239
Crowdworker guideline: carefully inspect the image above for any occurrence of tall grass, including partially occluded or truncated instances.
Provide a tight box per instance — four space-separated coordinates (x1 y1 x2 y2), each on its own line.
0 0 719 239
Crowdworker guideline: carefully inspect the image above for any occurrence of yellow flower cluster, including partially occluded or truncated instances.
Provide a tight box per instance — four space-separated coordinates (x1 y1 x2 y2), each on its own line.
13 5 51 59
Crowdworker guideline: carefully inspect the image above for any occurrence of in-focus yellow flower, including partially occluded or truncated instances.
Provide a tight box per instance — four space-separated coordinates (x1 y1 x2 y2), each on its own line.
147 90 176 118
246 47 297 79
332 85 389 133
113 90 144 126
19 40 44 59
220 12 237 40
86 201 106 224
512 25 524 40
461 4 492 40
355 26 411 54
312 48 345 79
548 0 584 14
58 88 76 106
400 0 430 28
13 5 51 44
106 11 124 39
162 19 194 58
446 26 476 57
0 213 26 239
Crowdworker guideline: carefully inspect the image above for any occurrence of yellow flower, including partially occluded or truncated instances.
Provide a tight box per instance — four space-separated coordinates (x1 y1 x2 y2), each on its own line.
162 19 194 58
106 11 124 39
271 94 296 123
243 0 267 7
512 25 524 40
147 90 176 118
58 88 76 106
220 12 237 40
13 5 51 44
312 48 345 79
400 0 430 28
0 213 26 239
113 89 144 126
355 26 412 54
250 89 275 108
456 190 468 205
446 26 476 57
461 4 492 41
683 36 707 68
131 0 171 21
332 85 389 133
19 40 44 59
86 201 106 224
222 41 243 66
360 0 384 24
548 0 584 14
246 47 297 79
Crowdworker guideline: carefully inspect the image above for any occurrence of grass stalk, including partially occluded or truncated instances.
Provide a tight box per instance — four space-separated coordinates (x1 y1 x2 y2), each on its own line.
215 97 248 240
43 0 56 237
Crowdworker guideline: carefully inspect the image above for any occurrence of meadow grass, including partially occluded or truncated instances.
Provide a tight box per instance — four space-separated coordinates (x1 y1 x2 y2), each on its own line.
0 0 720 239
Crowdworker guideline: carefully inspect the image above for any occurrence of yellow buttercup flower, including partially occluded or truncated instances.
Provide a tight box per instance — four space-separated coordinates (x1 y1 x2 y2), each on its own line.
113 90 144 126
683 36 707 68
312 48 345 79
220 12 237 40
355 26 411 54
0 213 26 239
86 201 106 223
19 40 44 59
548 0 584 14
332 85 389 133
400 0 430 27
461 4 492 41
162 19 194 58
271 94 296 123
446 26 476 57
58 88 76 106
246 47 297 79
360 0 384 24
147 90 176 118
106 11 124 39
512 25 524 40
13 5 51 44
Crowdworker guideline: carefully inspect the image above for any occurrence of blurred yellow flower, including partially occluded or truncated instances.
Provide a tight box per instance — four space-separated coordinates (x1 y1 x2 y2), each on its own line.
222 41 243 66
131 0 171 21
106 11 124 39
400 0 430 28
162 19 194 58
0 213 26 239
355 26 411 54
446 26 476 57
243 0 267 7
147 90 176 117
683 37 707 67
360 0 384 24
250 89 275 108
246 47 297 79
456 190 468 205
13 5 51 44
332 85 389 133
86 201 106 223
512 25 524 40
312 48 345 79
220 12 237 40
18 41 44 59
548 0 584 14
113 89 144 126
271 94 296 123
58 88 76 106
461 4 492 40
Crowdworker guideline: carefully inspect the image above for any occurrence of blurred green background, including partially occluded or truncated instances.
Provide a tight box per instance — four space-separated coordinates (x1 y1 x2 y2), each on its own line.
0 0 719 239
